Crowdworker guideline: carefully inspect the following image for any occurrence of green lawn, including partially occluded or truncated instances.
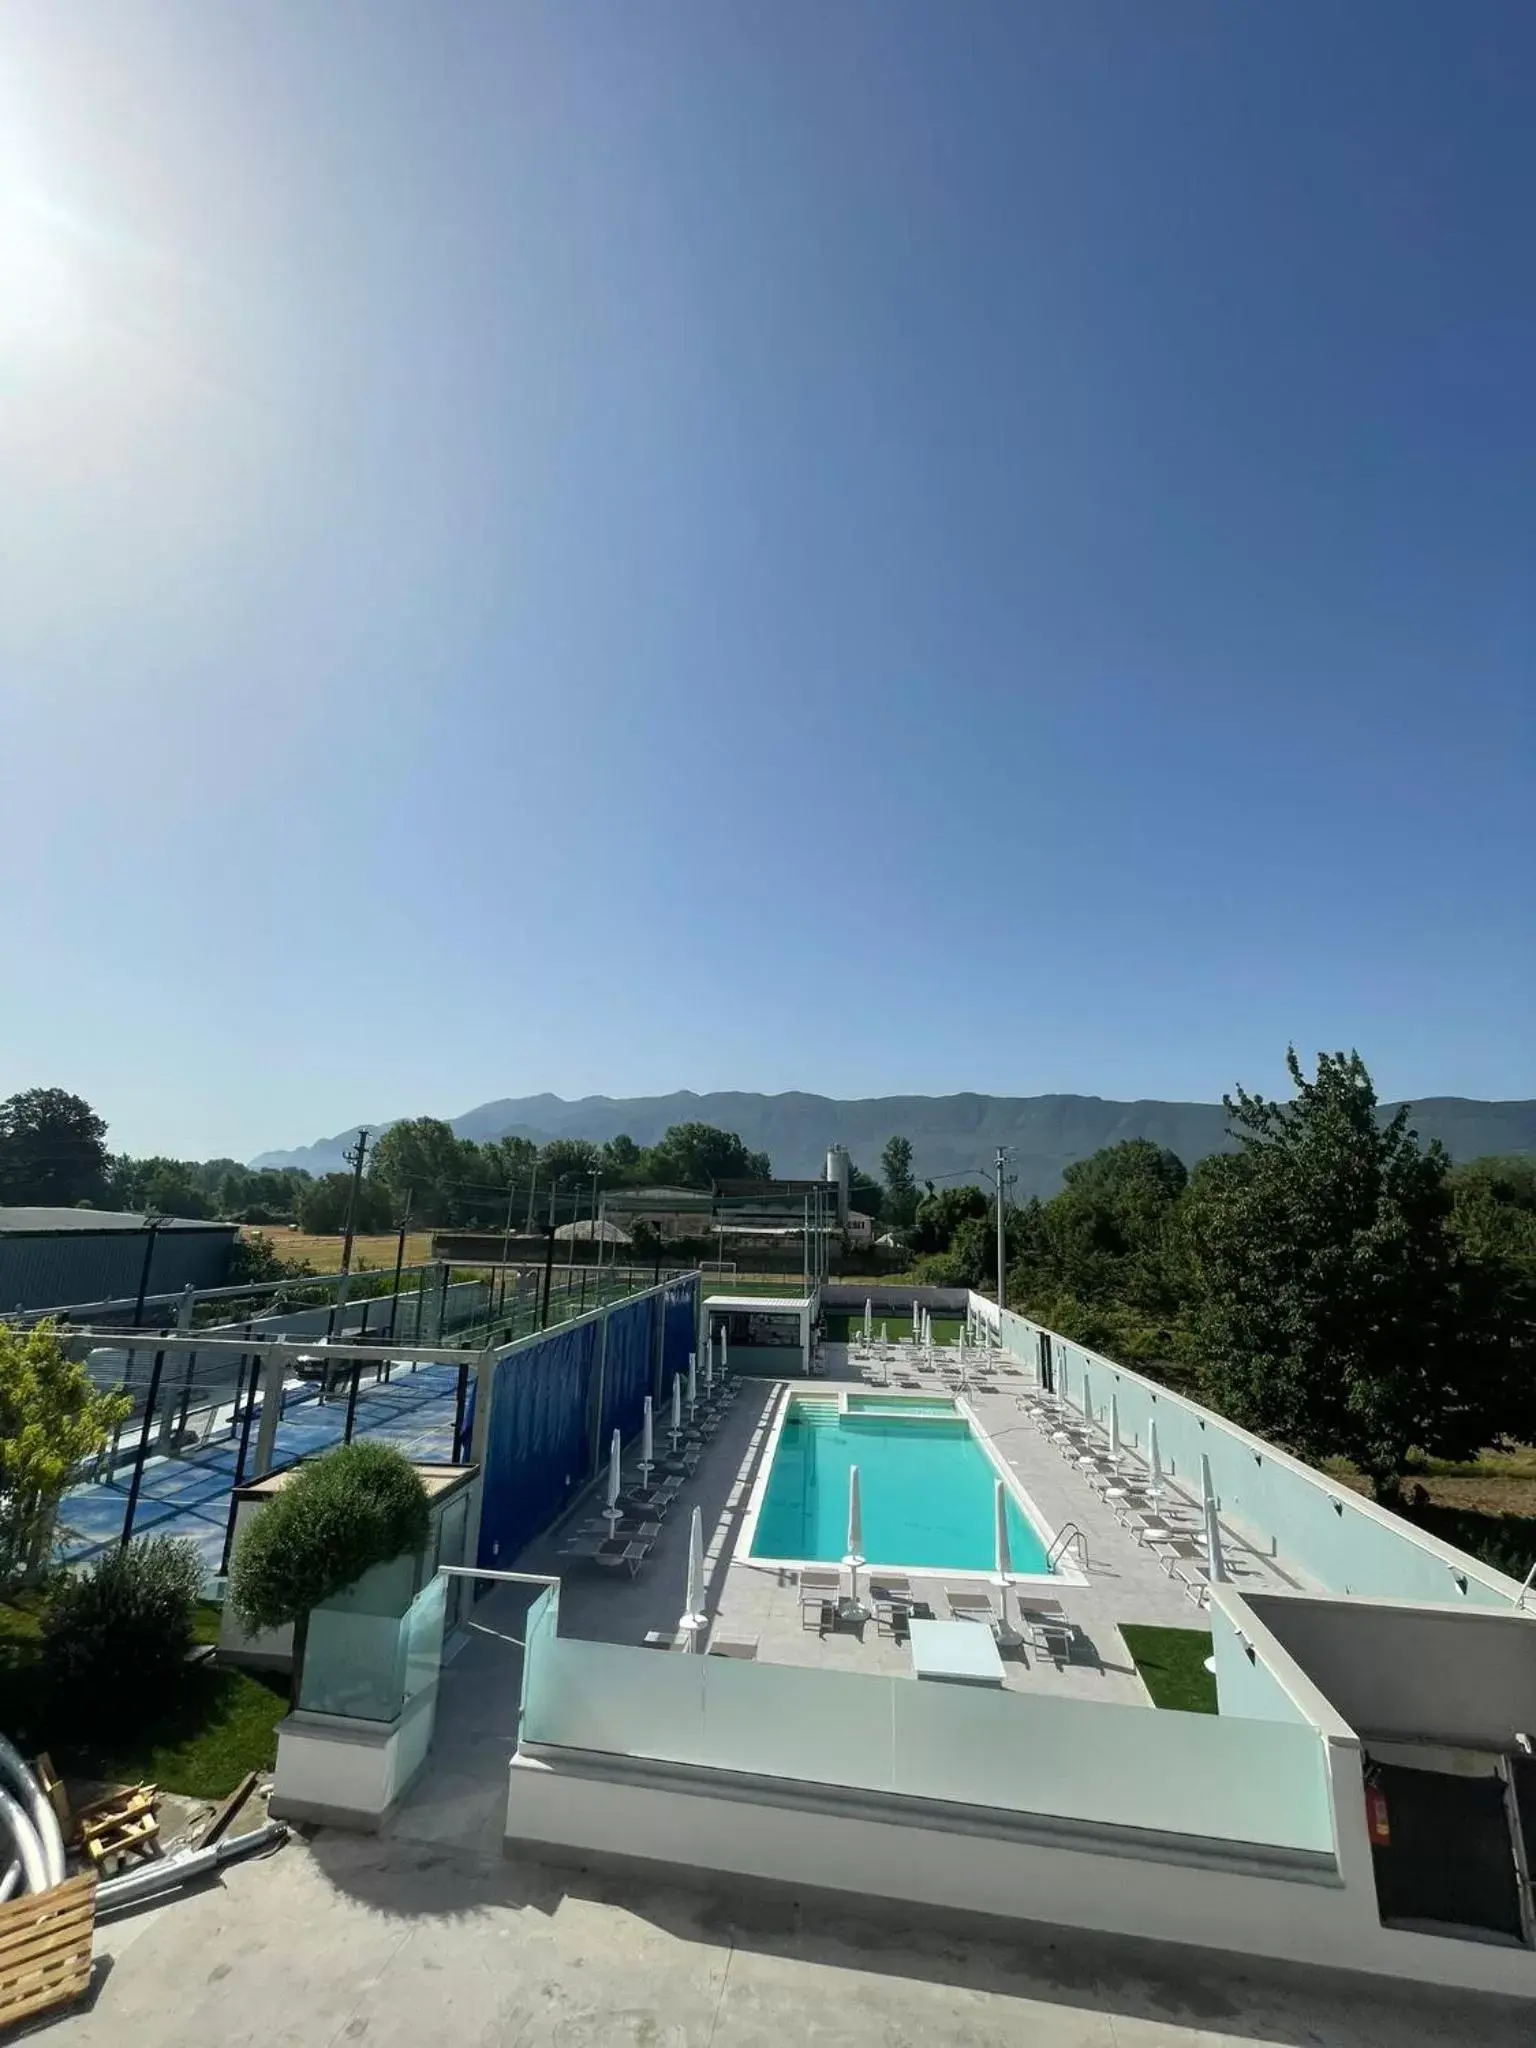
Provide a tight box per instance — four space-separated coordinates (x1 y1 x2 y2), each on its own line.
0 1597 287 1799
824 1312 965 1345
1120 1624 1217 1713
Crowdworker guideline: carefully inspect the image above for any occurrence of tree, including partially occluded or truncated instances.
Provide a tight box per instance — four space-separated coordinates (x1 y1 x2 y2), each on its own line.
1030 1140 1189 1313
880 1135 917 1227
640 1124 771 1189
298 1172 392 1236
228 1441 431 1696
0 1089 109 1208
1183 1049 1520 1495
1449 1157 1536 1282
0 1320 130 1590
911 1184 987 1255
846 1162 883 1219
536 1138 603 1189
601 1134 645 1184
481 1134 537 1197
139 1163 214 1219
368 1118 475 1226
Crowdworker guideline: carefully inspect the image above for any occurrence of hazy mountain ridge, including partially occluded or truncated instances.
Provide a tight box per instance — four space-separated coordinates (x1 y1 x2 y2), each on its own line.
250 1091 1536 1198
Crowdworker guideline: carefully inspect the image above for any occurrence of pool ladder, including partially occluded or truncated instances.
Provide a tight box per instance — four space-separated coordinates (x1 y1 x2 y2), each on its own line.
1047 1523 1089 1572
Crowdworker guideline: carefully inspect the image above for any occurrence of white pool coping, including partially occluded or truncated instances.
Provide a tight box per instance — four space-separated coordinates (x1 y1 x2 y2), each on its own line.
737 1382 1086 1589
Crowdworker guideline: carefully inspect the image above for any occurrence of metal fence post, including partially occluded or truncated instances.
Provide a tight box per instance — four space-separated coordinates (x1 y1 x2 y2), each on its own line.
119 1348 167 1548
588 1303 610 1477
252 1350 286 1479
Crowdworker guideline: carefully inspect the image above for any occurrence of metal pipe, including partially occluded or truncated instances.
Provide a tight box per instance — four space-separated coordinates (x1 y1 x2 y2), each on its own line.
0 1787 48 1896
0 1736 64 1888
0 1859 21 1903
95 1820 288 1915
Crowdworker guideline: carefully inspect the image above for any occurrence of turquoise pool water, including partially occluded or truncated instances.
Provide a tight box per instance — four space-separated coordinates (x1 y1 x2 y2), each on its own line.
750 1401 1052 1572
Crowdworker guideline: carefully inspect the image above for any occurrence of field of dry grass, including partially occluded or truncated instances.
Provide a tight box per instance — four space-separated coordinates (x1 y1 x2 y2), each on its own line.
240 1227 435 1274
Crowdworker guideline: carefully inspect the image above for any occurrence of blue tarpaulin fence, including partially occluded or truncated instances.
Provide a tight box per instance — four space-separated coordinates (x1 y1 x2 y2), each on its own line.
600 1294 656 1448
474 1276 699 1570
662 1277 698 1396
476 1319 597 1570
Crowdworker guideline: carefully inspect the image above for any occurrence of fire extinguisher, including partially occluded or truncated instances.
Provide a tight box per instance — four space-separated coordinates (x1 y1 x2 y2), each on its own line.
1365 1769 1391 1848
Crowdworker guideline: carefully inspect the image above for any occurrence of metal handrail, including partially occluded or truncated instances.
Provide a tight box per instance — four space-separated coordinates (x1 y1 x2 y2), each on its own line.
1046 1522 1088 1571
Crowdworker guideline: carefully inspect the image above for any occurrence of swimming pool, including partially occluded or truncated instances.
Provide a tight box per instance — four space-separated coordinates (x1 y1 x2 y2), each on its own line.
748 1397 1053 1574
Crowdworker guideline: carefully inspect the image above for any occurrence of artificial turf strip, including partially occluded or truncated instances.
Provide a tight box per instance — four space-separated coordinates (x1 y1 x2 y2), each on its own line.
1120 1623 1218 1713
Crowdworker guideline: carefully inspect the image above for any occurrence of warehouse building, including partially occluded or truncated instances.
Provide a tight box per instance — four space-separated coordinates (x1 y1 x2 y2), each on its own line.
0 1208 237 1314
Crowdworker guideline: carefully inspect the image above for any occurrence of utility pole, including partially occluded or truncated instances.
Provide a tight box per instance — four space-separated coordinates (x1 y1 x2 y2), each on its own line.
329 1128 370 1343
994 1146 1009 1323
498 1182 517 1317
388 1189 412 1343
339 1128 371 1281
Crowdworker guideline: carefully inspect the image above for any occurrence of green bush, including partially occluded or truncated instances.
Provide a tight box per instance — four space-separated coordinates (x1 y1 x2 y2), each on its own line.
229 1441 431 1635
42 1537 203 1725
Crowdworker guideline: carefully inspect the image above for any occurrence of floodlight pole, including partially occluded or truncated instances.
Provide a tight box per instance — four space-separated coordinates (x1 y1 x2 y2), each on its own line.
995 1146 1009 1325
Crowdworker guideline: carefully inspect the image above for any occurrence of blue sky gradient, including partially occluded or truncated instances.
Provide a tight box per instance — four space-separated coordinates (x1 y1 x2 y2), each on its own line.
2 3 1532 1158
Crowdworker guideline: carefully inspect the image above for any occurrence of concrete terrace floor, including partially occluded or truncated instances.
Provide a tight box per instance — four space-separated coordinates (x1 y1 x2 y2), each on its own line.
57 1826 1534 2047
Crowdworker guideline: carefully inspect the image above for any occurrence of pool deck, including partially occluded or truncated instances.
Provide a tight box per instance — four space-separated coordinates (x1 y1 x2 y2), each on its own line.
500 1347 1307 1713
391 1347 1311 1866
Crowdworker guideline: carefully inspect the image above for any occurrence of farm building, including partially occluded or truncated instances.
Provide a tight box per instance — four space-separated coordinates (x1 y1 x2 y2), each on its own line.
0 1207 238 1313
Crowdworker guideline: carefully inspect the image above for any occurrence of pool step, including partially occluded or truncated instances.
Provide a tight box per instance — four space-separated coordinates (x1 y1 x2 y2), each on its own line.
793 1395 841 1419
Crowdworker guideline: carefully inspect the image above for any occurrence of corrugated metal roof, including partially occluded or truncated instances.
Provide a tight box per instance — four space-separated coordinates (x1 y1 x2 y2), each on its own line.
0 1207 229 1234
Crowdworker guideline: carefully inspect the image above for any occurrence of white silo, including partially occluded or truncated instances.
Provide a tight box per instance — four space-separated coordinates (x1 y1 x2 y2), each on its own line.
825 1144 851 1224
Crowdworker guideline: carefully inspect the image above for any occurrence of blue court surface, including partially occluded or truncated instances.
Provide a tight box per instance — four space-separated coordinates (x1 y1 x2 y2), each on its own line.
58 1362 464 1577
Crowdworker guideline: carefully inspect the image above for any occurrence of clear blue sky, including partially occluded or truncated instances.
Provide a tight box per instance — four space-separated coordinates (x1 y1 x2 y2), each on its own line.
3 2 1532 1161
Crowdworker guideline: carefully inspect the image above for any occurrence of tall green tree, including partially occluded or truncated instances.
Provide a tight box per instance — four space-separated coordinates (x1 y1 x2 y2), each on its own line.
0 1321 129 1589
1183 1049 1519 1495
911 1184 987 1255
0 1090 109 1208
846 1162 884 1219
368 1118 476 1225
600 1134 645 1184
880 1135 917 1227
641 1124 771 1189
298 1172 393 1236
481 1134 538 1196
536 1138 603 1189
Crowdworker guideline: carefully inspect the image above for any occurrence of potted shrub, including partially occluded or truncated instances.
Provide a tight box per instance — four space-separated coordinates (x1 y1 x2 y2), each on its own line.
228 1441 430 1701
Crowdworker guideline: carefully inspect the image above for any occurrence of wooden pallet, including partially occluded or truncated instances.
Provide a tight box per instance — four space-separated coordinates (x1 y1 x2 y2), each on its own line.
79 1786 160 1873
0 1874 96 2030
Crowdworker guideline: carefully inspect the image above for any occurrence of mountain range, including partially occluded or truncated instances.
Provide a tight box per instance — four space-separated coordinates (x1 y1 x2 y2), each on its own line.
250 1091 1536 1199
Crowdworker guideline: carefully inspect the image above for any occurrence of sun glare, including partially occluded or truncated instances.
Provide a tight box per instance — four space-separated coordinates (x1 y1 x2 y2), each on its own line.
0 185 92 350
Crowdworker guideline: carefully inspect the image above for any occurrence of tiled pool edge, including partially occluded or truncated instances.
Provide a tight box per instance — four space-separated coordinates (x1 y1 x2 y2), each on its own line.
736 1380 1083 1589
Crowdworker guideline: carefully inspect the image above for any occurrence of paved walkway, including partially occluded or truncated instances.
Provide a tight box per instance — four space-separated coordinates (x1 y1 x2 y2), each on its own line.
55 1828 1532 2047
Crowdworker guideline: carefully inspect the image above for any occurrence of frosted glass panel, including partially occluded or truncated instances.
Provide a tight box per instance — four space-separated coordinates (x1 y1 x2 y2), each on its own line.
522 1636 706 1757
520 1626 1335 1854
698 1657 895 1793
299 1609 407 1721
891 1684 1333 1852
402 1573 447 1708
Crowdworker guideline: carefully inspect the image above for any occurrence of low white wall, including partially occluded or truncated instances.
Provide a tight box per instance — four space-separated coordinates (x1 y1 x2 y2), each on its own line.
973 1295 1526 1611
1245 1593 1536 1751
504 1749 1536 1997
523 1629 1335 1854
272 1683 437 1829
